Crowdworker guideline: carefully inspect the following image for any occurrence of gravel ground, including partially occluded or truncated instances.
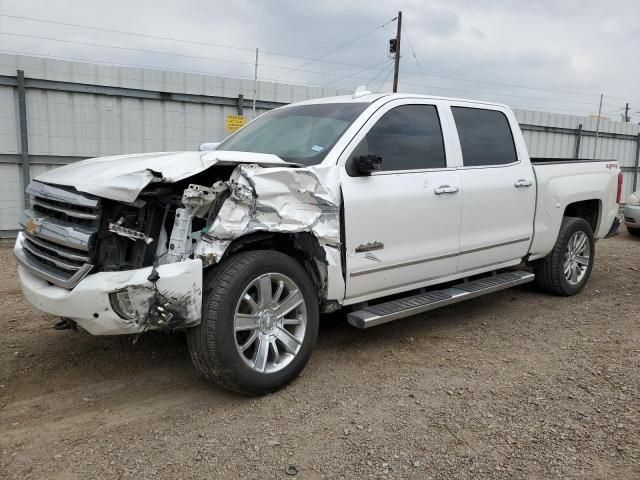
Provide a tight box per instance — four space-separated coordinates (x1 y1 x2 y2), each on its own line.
0 231 639 480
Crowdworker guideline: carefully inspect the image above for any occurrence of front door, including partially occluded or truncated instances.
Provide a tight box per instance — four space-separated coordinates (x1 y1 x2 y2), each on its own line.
340 101 463 301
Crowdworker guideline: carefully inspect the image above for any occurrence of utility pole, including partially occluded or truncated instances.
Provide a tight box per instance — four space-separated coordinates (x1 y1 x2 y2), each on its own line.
624 102 630 123
593 93 603 159
252 48 259 118
392 11 402 93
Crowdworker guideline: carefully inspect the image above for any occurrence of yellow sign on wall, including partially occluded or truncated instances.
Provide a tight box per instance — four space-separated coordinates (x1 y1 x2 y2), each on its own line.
226 114 246 132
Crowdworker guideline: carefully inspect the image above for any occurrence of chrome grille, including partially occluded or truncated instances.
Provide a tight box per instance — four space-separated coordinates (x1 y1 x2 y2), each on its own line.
15 182 101 289
32 197 99 225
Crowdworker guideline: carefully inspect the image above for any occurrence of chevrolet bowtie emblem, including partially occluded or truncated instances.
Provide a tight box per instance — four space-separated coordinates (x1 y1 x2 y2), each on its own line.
25 218 41 235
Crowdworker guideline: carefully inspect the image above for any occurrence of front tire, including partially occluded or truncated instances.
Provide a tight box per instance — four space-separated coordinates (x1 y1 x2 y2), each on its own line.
533 216 595 296
628 227 640 237
187 250 319 395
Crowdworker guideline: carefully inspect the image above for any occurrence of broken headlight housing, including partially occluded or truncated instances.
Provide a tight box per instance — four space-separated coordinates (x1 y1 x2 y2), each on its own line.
109 290 137 320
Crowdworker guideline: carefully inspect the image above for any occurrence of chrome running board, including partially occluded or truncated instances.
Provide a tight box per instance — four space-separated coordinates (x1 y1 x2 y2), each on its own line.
347 271 535 329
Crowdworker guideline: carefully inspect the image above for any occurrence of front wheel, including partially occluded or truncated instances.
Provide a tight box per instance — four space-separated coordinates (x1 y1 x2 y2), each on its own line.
628 227 640 237
533 216 595 296
187 250 319 395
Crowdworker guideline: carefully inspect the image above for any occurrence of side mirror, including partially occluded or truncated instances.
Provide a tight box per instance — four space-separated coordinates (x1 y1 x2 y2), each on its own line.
354 154 382 175
199 142 220 151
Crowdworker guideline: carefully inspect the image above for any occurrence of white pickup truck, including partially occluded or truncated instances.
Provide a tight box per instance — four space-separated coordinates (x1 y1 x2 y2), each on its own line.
15 92 622 395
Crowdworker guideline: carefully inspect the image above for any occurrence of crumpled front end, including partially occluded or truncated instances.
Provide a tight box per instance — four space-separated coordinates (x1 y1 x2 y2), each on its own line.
196 165 340 258
16 232 202 335
193 165 342 296
16 158 344 335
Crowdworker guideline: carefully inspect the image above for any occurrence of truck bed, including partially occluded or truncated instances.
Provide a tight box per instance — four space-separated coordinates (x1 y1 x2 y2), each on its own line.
528 158 620 261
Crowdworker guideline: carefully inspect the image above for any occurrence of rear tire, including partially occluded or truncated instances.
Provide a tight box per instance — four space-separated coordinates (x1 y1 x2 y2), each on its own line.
628 228 640 237
533 216 595 296
187 250 319 396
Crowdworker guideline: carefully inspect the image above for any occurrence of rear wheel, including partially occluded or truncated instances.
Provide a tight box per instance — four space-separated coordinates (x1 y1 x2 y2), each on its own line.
534 216 595 296
187 250 319 395
628 227 640 237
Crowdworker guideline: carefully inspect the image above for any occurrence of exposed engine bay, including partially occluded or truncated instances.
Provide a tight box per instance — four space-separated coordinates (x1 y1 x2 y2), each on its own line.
84 161 342 330
96 164 237 273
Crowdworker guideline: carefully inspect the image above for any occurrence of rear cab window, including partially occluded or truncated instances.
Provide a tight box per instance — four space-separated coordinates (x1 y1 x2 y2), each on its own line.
452 107 518 167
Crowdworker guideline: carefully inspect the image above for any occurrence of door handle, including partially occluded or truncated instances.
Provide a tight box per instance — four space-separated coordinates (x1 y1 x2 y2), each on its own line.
434 185 459 195
514 179 533 188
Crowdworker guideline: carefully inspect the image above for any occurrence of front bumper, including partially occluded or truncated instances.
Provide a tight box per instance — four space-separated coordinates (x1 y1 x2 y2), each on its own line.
15 234 203 335
624 204 640 230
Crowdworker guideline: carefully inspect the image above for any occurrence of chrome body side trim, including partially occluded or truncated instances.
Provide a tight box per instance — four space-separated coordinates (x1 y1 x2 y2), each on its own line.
459 237 530 256
350 251 458 277
350 238 530 278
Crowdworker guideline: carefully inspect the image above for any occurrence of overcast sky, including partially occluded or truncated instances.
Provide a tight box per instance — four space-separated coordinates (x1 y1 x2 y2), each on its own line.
0 0 638 121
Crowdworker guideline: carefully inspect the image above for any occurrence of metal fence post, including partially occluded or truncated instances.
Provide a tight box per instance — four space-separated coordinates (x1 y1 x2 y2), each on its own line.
17 70 30 208
574 123 582 159
236 94 244 116
633 133 640 193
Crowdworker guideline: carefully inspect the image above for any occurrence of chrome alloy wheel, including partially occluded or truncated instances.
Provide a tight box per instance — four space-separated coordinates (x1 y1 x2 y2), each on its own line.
234 273 307 373
564 231 591 286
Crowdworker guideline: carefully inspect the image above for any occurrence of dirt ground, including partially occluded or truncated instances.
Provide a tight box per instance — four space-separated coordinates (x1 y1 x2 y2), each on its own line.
0 231 639 480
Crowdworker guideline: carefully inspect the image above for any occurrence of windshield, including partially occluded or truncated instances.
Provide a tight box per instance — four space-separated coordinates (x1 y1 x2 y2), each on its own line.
217 102 369 165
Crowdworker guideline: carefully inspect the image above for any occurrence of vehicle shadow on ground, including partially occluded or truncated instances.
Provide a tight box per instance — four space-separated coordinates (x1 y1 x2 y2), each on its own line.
316 284 537 347
7 284 537 401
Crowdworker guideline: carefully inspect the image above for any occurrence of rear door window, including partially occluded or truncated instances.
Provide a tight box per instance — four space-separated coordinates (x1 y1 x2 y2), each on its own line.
452 107 518 167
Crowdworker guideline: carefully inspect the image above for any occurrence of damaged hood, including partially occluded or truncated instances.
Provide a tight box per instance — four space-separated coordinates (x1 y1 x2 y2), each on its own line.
34 150 293 203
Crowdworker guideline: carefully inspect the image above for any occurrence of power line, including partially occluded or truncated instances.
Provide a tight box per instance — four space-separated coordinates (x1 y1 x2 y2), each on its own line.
0 33 391 83
401 22 430 94
2 13 629 102
0 13 396 72
2 28 614 109
273 17 396 80
322 59 390 87
419 82 616 108
1 31 258 67
502 102 605 116
0 48 610 117
1 40 614 115
1 45 610 116
0 48 261 83
365 60 395 87
0 13 257 52
375 63 395 93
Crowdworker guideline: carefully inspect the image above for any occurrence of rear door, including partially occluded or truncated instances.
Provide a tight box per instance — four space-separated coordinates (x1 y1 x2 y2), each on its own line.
340 99 462 301
451 105 536 272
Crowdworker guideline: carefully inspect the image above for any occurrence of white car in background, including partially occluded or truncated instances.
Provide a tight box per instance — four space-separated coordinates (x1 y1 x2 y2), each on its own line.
624 191 640 236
